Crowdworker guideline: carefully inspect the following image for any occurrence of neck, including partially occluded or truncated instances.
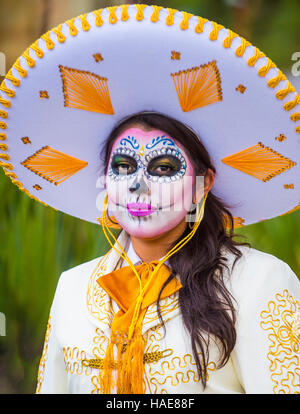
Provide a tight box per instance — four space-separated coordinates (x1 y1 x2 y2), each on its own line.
130 218 187 263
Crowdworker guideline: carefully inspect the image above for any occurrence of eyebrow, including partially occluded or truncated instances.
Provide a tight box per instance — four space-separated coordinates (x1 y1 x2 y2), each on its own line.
145 135 176 150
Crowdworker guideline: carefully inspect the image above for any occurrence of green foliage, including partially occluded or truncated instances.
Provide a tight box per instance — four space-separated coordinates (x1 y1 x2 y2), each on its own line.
0 170 119 392
0 0 299 394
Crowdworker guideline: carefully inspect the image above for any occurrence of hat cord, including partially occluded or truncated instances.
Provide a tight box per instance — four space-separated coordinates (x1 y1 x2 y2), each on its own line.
100 192 207 341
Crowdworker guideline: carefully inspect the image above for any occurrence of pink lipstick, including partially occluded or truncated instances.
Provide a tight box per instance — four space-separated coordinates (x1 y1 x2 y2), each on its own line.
126 202 156 216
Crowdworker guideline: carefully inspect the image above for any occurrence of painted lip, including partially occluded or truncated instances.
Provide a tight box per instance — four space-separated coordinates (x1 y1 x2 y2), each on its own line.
126 202 156 216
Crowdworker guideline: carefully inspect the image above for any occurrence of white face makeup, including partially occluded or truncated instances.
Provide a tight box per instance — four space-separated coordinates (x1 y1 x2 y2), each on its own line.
105 126 196 239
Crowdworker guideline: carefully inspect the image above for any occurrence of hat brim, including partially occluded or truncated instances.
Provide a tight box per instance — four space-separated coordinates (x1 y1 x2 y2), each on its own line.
0 4 299 226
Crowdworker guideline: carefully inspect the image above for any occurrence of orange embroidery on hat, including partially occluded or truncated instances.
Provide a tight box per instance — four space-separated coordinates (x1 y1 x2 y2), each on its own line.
52 24 66 43
5 69 21 87
180 12 193 30
0 161 13 170
65 18 78 36
0 143 8 151
135 4 147 21
284 184 294 190
222 142 297 182
93 53 104 62
236 84 246 93
107 6 118 24
281 203 300 216
33 184 42 190
171 60 222 112
40 90 49 99
233 217 245 228
0 109 7 141
283 95 300 112
21 146 88 185
291 112 300 122
209 22 224 41
21 137 32 144
79 13 90 31
171 51 181 60
276 134 287 142
224 215 245 229
222 30 238 48
59 65 114 115
194 16 208 33
96 216 121 230
150 5 162 22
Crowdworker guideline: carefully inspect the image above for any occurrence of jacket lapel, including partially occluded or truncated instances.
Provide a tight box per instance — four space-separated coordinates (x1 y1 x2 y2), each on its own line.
142 290 181 335
86 229 129 337
86 229 182 338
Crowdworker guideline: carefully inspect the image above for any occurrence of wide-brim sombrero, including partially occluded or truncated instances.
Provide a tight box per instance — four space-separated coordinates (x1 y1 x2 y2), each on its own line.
0 4 299 227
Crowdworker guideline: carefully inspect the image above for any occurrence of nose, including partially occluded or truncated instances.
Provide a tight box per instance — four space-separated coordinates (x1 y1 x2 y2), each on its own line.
129 175 150 195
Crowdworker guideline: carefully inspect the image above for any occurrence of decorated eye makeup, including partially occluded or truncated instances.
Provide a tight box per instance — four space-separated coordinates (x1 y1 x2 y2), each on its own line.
144 147 187 182
107 137 187 182
111 154 137 175
147 154 182 177
108 147 143 180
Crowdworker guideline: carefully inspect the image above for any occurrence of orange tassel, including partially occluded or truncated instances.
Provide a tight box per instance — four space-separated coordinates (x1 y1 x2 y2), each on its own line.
118 329 145 394
130 330 145 393
99 341 115 394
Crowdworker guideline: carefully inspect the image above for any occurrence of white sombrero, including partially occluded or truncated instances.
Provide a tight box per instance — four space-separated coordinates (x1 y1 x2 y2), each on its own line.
0 4 299 227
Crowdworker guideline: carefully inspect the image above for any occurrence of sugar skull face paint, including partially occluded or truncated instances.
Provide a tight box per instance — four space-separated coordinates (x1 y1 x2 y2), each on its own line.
105 126 196 238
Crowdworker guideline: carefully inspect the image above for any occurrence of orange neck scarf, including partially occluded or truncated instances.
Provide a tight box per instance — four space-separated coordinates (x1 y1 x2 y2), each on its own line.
97 261 182 394
98 191 208 394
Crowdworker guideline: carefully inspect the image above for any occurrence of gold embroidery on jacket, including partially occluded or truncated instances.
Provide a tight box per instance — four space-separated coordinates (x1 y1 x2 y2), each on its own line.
144 325 216 393
36 315 51 393
62 327 173 394
63 347 92 375
86 253 115 327
260 289 300 394
148 354 216 393
143 292 180 327
62 328 108 393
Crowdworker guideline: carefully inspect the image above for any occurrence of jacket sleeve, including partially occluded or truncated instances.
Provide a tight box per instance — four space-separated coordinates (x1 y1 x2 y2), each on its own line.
35 272 68 394
231 253 300 394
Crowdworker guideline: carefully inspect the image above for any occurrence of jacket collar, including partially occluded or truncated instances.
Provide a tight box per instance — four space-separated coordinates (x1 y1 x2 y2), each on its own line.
86 230 180 337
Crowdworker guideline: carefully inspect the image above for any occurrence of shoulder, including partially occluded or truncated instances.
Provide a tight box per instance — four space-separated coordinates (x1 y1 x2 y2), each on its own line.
223 244 300 308
59 256 103 285
51 255 105 311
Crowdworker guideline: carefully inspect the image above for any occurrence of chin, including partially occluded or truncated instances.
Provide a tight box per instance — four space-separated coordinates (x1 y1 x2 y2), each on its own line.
117 212 187 239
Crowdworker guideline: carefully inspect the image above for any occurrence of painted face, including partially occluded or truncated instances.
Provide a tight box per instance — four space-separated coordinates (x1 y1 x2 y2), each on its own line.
105 127 196 239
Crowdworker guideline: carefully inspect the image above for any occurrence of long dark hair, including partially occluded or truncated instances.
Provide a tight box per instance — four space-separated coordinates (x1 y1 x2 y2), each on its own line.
100 111 251 389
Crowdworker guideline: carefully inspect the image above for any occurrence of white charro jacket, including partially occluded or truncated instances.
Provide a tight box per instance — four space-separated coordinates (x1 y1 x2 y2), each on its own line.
36 229 300 394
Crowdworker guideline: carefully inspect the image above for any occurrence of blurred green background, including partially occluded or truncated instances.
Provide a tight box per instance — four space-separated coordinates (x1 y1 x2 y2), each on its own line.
0 0 299 393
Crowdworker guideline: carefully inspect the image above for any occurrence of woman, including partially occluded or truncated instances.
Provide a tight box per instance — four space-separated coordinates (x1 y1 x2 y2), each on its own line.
35 110 299 394
0 4 299 394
